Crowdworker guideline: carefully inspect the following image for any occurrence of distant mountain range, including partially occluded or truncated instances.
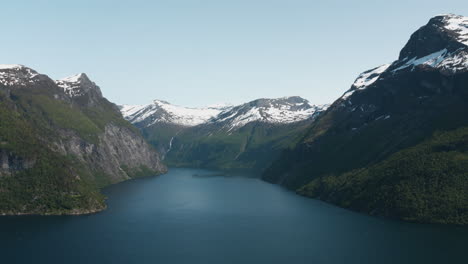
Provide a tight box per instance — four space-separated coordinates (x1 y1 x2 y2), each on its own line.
121 96 328 170
263 14 468 225
121 96 327 129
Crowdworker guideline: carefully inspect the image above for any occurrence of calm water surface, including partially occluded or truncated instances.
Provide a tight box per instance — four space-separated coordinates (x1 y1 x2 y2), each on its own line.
0 168 466 264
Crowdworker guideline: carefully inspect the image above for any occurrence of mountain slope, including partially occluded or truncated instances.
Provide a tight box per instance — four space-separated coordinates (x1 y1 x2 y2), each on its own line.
298 127 468 224
122 96 328 170
263 14 468 224
0 65 166 215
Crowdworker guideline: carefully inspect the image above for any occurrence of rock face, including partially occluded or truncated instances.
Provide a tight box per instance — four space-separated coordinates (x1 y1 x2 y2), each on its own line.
51 123 165 184
0 64 166 215
0 149 35 175
263 14 468 225
122 96 328 170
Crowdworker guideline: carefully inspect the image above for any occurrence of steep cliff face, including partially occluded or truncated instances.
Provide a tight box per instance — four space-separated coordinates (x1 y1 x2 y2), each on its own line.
0 149 35 175
51 123 166 185
0 64 166 215
52 73 166 185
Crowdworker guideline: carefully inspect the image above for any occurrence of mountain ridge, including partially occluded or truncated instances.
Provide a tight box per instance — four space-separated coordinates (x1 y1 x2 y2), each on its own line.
0 65 166 215
122 96 328 171
262 14 468 225
121 96 328 130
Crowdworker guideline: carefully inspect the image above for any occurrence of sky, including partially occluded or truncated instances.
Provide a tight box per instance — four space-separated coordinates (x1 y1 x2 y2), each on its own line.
1 0 467 107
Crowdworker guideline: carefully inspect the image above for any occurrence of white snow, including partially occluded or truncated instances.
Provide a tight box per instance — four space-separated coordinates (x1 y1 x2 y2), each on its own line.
121 100 227 127
340 64 391 100
437 50 468 71
341 90 356 100
55 73 88 97
0 64 40 87
121 98 328 130
393 49 449 72
59 73 84 83
390 15 468 74
215 99 329 131
225 107 263 130
206 102 233 109
337 14 468 104
0 64 24 70
443 14 468 46
393 48 468 73
353 64 391 89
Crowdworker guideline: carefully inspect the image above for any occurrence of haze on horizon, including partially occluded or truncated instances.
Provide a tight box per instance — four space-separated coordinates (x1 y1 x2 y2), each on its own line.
1 0 467 107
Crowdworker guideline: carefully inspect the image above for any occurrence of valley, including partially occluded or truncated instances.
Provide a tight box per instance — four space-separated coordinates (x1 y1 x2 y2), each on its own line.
121 96 328 170
0 14 467 226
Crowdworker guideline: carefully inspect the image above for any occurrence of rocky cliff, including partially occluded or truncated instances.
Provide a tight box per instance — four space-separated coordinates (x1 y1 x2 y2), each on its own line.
0 64 166 215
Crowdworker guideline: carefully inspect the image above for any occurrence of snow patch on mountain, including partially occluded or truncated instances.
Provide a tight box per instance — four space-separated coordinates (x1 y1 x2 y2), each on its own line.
341 64 391 100
393 49 449 72
121 97 328 129
393 48 468 73
213 97 328 130
353 64 391 89
0 64 25 70
443 14 468 46
340 14 468 102
0 64 41 87
392 14 468 74
56 73 94 97
121 100 227 127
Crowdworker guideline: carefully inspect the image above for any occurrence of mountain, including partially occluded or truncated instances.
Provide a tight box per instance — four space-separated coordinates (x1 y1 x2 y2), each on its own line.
121 99 230 127
0 65 166 215
262 14 468 225
121 96 328 170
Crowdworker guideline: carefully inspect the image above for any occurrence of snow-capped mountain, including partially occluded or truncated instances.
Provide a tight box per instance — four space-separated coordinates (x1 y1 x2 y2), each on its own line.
55 73 105 107
263 14 468 225
0 64 166 215
121 100 230 127
0 65 105 108
0 64 47 87
121 96 328 130
56 73 103 98
121 96 328 170
341 14 468 101
211 97 327 131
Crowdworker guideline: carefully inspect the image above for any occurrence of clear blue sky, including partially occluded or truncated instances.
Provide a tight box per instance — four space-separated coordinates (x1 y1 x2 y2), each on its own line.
2 0 467 107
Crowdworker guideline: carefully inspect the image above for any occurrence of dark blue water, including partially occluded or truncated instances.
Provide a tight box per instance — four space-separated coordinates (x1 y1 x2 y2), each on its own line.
0 168 466 264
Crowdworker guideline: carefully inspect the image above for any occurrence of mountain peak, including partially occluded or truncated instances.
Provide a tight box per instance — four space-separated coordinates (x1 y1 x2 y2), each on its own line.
153 99 172 105
121 100 225 127
210 97 328 130
56 73 102 98
0 64 27 70
121 96 328 130
59 73 90 83
0 64 46 87
439 14 468 45
399 14 467 60
340 14 468 102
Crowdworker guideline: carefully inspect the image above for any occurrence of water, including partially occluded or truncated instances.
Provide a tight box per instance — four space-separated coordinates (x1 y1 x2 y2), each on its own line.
0 168 466 264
